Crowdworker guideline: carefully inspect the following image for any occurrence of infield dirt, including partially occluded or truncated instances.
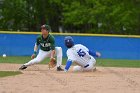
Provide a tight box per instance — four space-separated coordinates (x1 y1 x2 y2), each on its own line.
0 63 140 93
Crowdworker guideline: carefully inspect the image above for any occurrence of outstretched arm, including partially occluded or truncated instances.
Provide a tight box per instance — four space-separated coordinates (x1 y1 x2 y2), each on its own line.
34 44 38 52
64 59 73 72
31 44 38 59
88 50 101 57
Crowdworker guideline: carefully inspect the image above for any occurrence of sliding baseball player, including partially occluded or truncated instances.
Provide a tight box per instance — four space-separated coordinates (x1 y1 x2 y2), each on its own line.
64 36 101 72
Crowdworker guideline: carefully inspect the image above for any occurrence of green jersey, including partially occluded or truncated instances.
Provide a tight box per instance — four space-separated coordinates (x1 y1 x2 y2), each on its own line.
36 34 55 51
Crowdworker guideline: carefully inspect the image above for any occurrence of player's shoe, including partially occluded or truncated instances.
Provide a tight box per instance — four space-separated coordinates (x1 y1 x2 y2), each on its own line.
19 65 27 70
57 66 64 71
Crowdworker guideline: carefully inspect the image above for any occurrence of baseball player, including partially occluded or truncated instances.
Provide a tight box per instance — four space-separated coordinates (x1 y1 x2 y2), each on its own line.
64 36 101 72
19 24 63 71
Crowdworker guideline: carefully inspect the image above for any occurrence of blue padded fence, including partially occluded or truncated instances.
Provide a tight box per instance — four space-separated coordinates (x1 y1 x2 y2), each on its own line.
0 33 140 59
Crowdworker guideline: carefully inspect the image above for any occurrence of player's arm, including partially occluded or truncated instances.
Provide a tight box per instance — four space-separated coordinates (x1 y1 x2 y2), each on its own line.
50 35 55 59
82 45 101 57
50 50 55 58
64 59 73 72
31 43 39 59
88 50 101 57
64 50 74 72
31 37 40 59
34 44 38 53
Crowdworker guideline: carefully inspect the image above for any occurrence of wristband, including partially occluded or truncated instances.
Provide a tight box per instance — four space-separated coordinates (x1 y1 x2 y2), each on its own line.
34 51 37 55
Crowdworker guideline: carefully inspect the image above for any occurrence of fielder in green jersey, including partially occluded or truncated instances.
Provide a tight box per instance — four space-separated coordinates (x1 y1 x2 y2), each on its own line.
36 34 55 51
19 24 63 71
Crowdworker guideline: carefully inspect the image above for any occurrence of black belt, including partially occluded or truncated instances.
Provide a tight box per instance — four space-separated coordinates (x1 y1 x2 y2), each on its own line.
84 64 89 68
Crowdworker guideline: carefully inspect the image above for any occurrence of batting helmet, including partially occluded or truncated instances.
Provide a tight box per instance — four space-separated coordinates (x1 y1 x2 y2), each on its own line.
64 36 74 48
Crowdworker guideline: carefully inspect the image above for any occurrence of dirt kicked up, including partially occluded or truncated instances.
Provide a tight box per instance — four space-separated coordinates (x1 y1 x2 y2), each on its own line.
0 63 140 93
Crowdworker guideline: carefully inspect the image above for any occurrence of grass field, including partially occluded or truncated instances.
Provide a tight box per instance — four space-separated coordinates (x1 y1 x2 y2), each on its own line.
0 71 22 78
0 56 140 68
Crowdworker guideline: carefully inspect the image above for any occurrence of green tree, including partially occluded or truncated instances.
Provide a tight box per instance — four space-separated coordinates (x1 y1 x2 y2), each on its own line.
0 0 63 31
0 0 140 34
0 0 27 31
62 0 140 34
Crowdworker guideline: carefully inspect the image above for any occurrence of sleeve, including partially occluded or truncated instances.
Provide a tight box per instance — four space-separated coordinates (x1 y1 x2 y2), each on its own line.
50 35 55 50
65 49 77 72
64 59 72 72
88 49 99 57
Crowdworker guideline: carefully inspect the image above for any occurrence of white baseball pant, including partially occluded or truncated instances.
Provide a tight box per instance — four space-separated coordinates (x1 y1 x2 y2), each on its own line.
24 47 62 67
73 56 96 72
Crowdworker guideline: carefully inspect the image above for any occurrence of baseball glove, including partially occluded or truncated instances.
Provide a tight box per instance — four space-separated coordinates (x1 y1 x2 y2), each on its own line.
48 58 56 69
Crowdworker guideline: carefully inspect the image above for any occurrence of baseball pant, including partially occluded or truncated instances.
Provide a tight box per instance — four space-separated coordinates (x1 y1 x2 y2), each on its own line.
73 56 96 72
24 47 62 67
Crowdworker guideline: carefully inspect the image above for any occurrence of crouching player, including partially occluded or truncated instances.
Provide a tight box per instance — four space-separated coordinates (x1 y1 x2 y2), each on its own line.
64 36 101 72
19 24 63 71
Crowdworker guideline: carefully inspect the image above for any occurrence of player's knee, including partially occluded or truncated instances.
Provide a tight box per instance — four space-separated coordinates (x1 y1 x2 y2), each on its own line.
35 59 42 63
83 65 94 71
73 66 83 72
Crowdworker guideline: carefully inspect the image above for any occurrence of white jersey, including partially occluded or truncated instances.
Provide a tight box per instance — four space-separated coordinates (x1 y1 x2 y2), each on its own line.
66 44 92 67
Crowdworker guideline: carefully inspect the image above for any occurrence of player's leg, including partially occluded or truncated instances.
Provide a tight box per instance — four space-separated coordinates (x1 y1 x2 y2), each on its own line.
55 47 63 71
44 47 63 71
55 47 63 67
19 50 50 70
73 56 96 72
83 56 96 71
73 65 83 72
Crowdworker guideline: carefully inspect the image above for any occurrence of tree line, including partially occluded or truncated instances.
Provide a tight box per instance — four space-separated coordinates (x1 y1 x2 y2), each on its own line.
0 0 140 35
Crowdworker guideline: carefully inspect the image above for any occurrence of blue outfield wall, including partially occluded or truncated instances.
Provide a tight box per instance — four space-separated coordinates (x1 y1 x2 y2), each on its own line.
0 33 140 60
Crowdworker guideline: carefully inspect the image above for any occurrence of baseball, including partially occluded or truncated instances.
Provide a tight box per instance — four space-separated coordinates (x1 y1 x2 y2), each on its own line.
2 54 6 58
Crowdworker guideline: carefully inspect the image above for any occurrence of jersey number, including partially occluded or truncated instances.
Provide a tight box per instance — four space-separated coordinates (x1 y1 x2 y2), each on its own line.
77 49 86 57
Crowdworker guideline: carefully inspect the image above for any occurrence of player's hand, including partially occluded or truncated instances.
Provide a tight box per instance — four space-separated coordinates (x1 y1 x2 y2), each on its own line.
64 69 68 72
31 54 36 59
96 52 101 57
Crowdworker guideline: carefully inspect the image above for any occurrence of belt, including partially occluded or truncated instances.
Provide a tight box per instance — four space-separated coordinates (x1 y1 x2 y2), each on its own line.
84 64 89 68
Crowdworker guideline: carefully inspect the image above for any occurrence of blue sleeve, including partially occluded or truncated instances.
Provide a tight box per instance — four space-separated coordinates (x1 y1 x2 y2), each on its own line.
88 50 98 57
65 60 72 72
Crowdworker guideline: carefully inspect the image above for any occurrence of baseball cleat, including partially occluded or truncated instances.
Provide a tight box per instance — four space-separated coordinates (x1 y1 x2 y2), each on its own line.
57 66 64 71
19 65 27 70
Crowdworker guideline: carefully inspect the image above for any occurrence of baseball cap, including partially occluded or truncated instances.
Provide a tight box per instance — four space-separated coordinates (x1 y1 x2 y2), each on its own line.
41 24 51 31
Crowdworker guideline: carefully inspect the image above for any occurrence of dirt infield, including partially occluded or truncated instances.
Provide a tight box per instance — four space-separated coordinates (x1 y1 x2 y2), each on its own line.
0 63 140 93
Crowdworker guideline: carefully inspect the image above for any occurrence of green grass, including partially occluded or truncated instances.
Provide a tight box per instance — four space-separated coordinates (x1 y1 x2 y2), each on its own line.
0 71 22 78
0 56 67 64
0 56 31 64
96 59 140 68
0 56 140 68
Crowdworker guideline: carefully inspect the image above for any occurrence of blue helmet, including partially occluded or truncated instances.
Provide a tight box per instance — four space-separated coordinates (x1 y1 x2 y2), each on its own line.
64 36 74 48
